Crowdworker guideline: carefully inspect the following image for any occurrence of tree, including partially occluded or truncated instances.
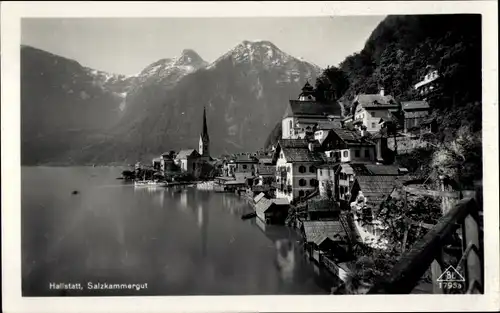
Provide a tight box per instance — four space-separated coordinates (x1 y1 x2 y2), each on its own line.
315 66 350 101
430 125 482 189
345 189 441 293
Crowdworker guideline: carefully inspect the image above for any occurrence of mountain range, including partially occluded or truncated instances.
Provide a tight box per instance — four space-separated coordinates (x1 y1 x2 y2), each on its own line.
21 40 321 165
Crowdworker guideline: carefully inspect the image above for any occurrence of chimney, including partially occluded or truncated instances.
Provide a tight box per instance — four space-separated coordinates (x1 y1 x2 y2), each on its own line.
380 87 385 96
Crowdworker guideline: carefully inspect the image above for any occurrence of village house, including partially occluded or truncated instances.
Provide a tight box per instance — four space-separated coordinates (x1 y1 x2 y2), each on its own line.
281 82 343 140
335 163 408 209
321 128 377 163
175 149 202 174
414 68 440 100
348 175 410 249
317 158 339 200
159 151 178 174
313 120 342 144
401 100 430 135
344 89 400 134
272 139 324 202
232 153 258 176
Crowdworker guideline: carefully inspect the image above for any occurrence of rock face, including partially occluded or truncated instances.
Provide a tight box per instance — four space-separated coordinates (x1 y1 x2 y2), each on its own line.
21 41 321 165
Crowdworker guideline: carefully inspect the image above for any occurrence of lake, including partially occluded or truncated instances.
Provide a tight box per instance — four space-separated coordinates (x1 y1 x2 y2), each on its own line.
21 166 340 296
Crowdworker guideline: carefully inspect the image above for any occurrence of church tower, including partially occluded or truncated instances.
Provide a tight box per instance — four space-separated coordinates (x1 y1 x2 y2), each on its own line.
199 107 210 157
298 80 316 101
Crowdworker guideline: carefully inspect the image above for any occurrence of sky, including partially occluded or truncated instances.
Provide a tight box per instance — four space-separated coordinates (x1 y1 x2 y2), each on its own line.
21 16 386 76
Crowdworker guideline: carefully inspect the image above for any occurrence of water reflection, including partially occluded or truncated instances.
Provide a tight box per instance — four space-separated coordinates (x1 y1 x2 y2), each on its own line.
180 191 187 210
22 167 338 296
276 239 295 282
196 191 210 258
254 218 296 282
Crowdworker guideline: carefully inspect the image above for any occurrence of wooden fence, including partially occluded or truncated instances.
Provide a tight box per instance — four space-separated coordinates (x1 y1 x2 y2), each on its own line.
368 197 483 294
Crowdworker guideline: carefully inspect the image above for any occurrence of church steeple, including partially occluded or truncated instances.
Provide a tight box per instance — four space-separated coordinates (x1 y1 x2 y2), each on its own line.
199 106 210 157
202 106 209 140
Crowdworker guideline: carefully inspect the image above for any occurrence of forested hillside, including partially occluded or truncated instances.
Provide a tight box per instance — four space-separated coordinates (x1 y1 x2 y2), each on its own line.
339 14 481 134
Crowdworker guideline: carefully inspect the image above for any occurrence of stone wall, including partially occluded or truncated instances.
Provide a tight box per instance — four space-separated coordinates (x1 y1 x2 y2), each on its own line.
388 135 430 154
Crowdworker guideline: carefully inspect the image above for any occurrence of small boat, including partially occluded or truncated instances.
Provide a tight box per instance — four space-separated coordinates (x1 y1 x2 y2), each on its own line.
241 212 257 220
71 190 79 195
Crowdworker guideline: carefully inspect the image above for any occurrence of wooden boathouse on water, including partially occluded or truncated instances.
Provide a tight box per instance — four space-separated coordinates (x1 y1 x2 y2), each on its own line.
213 176 246 192
255 197 290 225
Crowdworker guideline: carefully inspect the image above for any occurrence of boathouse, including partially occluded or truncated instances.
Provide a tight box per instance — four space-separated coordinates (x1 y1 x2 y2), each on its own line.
255 197 290 224
301 220 350 263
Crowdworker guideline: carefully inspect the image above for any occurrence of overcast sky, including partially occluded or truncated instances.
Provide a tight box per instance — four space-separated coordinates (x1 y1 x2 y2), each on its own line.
21 16 386 76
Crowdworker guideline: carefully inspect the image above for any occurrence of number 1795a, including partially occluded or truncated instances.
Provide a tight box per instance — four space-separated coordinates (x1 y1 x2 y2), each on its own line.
439 282 463 289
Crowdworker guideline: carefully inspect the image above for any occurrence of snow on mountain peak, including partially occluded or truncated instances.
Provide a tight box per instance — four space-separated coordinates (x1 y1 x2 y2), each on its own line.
176 49 207 67
206 40 320 74
135 49 208 85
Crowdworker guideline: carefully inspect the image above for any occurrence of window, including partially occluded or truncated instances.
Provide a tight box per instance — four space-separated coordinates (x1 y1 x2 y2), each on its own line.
310 179 317 187
242 165 247 169
299 166 306 173
289 120 293 130
365 149 370 158
343 151 348 158
319 169 323 176
371 112 375 117
309 165 315 173
280 152 284 159
299 190 305 198
371 122 376 128
354 149 360 158
299 179 306 187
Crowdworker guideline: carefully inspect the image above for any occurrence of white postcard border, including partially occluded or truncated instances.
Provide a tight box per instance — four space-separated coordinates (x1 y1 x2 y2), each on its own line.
2 1 499 312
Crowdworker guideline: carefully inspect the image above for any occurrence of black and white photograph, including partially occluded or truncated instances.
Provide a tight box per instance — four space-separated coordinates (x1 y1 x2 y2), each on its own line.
2 1 499 312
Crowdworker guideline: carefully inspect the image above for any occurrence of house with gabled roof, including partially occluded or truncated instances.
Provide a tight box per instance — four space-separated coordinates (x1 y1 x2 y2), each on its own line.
175 149 201 173
344 89 400 134
272 139 324 202
348 175 411 249
321 128 377 163
301 220 350 263
401 100 431 134
281 82 343 140
255 197 290 225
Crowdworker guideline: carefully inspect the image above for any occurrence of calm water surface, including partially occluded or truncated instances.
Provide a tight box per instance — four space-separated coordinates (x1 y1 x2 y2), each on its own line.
22 167 339 296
